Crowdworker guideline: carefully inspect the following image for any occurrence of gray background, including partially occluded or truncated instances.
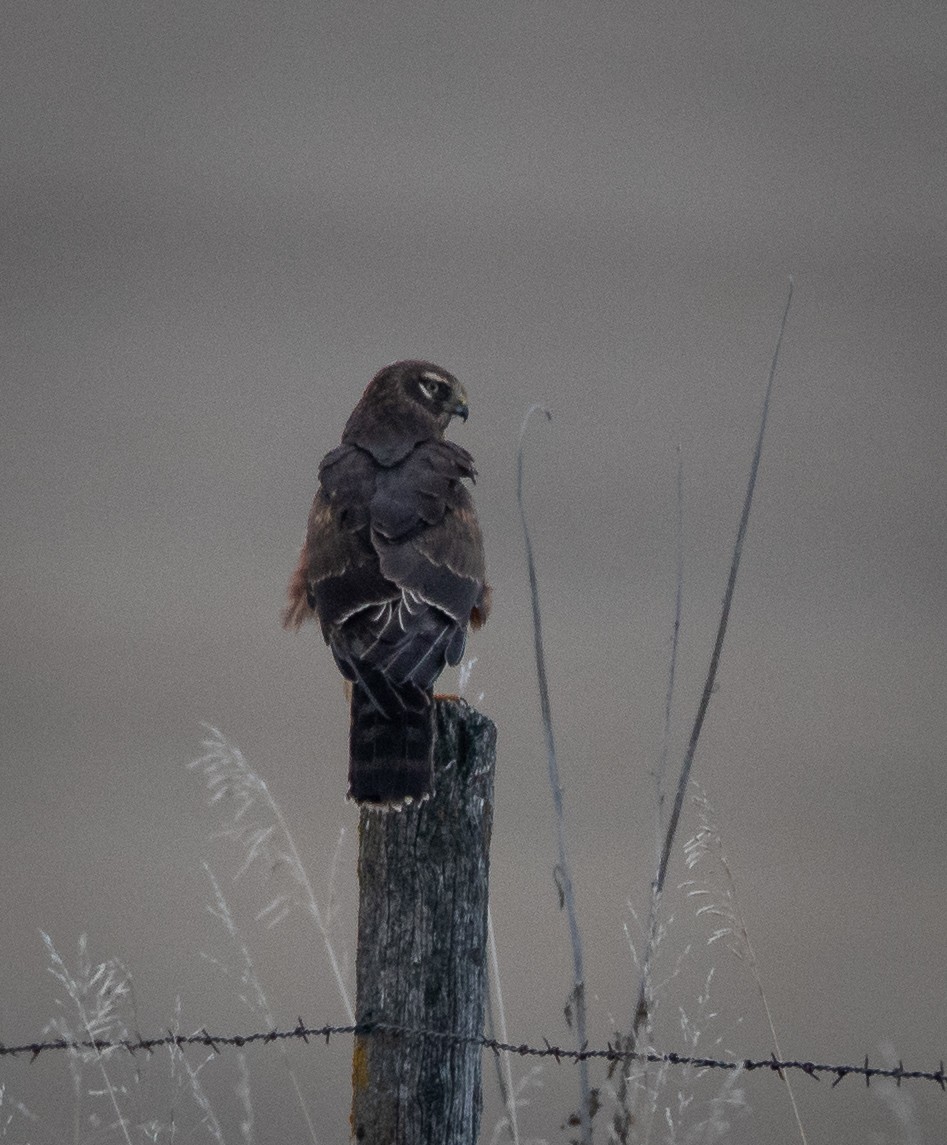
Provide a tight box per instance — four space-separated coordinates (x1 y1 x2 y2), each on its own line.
3 1 945 1141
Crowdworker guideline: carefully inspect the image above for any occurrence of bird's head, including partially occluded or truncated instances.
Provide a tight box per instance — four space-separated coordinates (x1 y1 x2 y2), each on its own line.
416 366 469 423
343 360 470 463
392 360 469 427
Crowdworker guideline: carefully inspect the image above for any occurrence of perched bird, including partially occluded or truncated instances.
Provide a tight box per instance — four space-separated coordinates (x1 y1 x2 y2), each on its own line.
283 360 490 805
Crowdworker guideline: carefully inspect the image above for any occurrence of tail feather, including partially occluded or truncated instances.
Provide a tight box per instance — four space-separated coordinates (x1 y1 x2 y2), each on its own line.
347 677 434 805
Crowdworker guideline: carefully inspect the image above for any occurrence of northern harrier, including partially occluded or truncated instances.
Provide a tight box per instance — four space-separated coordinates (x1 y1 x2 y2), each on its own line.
284 361 490 805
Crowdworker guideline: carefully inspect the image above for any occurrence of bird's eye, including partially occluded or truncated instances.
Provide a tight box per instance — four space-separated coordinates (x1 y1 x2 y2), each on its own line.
419 374 451 402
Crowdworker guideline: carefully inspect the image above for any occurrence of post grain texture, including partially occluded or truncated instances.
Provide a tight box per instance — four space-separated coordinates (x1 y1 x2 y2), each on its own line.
351 698 497 1145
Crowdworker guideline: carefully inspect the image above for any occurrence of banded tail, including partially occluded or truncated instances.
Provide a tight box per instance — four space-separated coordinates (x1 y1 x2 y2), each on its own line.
347 668 435 805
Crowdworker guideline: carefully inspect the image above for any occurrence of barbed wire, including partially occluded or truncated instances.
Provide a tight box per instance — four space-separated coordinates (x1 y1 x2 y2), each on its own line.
1 1019 944 1091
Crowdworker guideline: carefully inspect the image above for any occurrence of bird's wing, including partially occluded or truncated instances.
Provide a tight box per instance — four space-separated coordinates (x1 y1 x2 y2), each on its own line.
285 439 488 692
371 441 488 624
282 444 393 633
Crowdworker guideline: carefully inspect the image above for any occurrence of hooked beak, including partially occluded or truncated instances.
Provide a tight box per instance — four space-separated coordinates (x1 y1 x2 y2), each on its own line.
451 383 470 422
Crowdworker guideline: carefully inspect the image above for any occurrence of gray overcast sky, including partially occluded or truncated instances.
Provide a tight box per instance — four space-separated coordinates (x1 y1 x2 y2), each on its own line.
3 1 946 1141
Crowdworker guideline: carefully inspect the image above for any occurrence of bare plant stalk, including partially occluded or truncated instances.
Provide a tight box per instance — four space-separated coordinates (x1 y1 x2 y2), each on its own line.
517 404 592 1145
683 794 808 1145
168 1025 225 1145
202 864 320 1145
629 279 794 1045
728 870 809 1145
190 726 355 1024
487 906 520 1145
643 447 686 1020
41 934 135 1145
79 1030 132 1145
610 449 686 1143
263 792 355 1025
653 445 685 842
236 1052 254 1145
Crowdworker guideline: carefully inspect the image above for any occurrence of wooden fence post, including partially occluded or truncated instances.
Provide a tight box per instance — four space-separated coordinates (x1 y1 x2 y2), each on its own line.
350 698 497 1144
